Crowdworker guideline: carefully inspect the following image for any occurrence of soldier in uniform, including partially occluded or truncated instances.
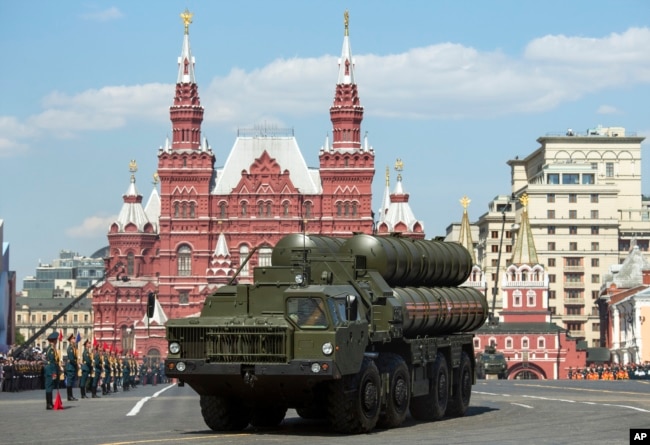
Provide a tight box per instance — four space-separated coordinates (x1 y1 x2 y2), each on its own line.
65 334 79 401
102 348 112 395
122 353 131 391
91 344 102 398
80 339 92 399
44 332 60 410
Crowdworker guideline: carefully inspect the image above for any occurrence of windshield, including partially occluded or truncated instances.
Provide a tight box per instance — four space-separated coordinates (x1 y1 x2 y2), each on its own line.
287 297 328 329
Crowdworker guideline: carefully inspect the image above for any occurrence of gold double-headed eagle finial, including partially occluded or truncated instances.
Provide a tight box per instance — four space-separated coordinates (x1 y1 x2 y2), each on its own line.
344 10 349 36
519 193 529 209
181 9 193 35
129 160 137 173
460 196 471 209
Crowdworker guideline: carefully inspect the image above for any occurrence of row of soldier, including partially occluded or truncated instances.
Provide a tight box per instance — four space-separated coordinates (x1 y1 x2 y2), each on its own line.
567 363 650 380
43 332 165 410
1 357 45 392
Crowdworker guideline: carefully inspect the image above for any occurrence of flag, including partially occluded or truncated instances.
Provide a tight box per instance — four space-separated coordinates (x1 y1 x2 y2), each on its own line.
76 332 81 343
102 342 107 351
93 337 98 348
58 329 63 341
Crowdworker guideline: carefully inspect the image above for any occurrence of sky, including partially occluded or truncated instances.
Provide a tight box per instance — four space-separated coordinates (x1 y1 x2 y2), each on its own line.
1 0 650 287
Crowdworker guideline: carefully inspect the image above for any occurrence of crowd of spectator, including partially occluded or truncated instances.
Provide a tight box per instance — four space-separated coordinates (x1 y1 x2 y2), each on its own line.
568 363 650 380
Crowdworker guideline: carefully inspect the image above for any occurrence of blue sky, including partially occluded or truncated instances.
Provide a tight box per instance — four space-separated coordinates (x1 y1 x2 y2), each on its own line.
1 1 649 286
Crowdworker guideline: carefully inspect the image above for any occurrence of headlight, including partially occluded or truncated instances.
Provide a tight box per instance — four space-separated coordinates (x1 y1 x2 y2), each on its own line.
176 361 186 372
311 362 321 373
169 342 181 354
295 274 304 285
322 342 334 356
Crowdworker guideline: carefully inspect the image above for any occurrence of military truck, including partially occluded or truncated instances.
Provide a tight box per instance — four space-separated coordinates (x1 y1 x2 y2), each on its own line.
163 233 488 433
476 344 508 379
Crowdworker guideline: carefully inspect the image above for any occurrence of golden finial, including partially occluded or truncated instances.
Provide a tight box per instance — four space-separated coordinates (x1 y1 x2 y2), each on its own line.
519 193 529 209
344 10 349 36
180 9 193 35
129 160 138 173
152 172 159 185
394 158 403 172
385 166 390 186
460 196 471 210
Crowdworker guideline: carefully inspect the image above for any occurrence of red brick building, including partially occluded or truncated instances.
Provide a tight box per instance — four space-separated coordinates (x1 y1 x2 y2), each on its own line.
92 11 423 361
460 195 586 379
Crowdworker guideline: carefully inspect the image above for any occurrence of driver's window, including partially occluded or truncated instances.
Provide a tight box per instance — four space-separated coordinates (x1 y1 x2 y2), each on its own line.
287 297 328 329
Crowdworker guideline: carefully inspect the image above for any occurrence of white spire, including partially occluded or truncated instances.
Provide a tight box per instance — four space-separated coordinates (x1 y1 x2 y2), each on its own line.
337 10 355 85
177 9 196 84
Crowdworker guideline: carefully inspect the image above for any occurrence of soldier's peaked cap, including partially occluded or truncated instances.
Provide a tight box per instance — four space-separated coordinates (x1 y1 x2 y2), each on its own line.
47 332 59 341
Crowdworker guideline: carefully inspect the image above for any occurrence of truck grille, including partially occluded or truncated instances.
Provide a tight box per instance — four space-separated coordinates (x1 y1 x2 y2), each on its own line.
168 326 288 364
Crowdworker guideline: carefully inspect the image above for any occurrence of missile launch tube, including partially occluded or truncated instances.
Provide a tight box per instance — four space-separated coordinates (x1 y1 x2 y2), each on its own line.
271 234 345 267
393 286 488 336
339 234 473 287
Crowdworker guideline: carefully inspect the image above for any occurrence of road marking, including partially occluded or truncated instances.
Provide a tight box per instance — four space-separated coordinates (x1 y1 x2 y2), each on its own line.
511 403 533 409
126 384 176 416
476 390 650 413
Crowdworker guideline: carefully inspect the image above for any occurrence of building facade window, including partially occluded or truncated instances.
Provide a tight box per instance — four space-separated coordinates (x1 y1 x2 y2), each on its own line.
548 274 556 283
127 252 135 276
591 242 599 251
590 194 599 203
569 194 577 203
569 242 577 251
521 337 529 349
591 274 600 284
569 226 577 235
583 174 595 184
591 258 599 267
548 226 556 235
537 337 545 349
548 174 559 184
239 246 250 276
258 247 272 267
505 337 513 349
548 242 556 251
179 291 189 304
547 193 555 203
569 210 577 219
591 210 599 219
548 258 556 267
591 226 599 235
513 290 522 307
177 245 192 276
220 202 227 218
491 231 499 239
606 162 614 177
548 210 555 219
527 290 536 307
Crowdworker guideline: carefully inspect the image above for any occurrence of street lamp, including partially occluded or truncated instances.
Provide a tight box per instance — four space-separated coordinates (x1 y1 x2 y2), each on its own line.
489 196 516 326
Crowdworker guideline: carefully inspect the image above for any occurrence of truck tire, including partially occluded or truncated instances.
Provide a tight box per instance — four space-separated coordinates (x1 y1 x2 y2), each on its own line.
377 353 410 429
250 404 287 427
199 394 250 431
446 351 471 417
409 352 449 421
328 357 380 434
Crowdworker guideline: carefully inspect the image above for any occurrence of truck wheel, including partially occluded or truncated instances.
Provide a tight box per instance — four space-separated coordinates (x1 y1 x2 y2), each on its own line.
328 357 380 434
377 353 410 429
251 404 287 427
409 352 449 421
446 351 471 417
199 394 250 431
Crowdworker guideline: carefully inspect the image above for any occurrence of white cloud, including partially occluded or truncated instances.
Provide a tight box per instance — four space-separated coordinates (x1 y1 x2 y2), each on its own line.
4 27 650 156
66 215 117 238
597 105 621 115
80 7 124 22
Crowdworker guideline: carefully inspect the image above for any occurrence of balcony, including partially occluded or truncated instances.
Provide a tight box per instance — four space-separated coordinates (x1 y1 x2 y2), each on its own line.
560 314 589 322
562 282 585 289
564 297 585 305
563 266 584 272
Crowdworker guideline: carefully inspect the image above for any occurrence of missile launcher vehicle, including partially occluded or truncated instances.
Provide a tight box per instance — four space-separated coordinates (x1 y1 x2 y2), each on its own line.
163 233 488 433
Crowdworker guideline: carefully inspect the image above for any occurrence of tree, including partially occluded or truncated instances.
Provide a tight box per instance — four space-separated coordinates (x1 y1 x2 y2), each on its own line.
14 328 25 345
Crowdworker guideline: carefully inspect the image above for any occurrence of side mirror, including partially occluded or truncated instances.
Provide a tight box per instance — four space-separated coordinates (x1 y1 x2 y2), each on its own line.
147 292 156 318
346 294 358 321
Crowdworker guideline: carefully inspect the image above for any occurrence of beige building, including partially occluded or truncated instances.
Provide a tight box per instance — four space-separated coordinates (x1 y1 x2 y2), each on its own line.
468 126 646 348
14 296 93 353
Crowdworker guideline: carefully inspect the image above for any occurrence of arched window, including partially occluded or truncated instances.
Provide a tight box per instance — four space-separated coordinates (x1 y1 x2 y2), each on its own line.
266 202 272 216
537 337 545 349
337 202 342 216
352 202 358 216
219 202 227 218
239 246 250 276
258 247 272 267
521 337 529 349
304 202 312 218
174 202 179 218
513 290 522 307
241 202 247 216
527 290 536 307
190 202 195 218
182 202 187 218
344 202 350 216
258 202 264 216
177 245 192 276
283 202 289 216
505 337 513 349
127 252 135 276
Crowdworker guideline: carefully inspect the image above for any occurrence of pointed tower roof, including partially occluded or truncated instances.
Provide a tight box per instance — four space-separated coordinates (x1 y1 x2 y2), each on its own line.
458 196 477 264
377 159 424 236
170 9 204 151
143 172 161 231
207 232 235 281
511 193 538 266
377 166 391 223
330 10 364 152
114 160 152 231
177 9 196 84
